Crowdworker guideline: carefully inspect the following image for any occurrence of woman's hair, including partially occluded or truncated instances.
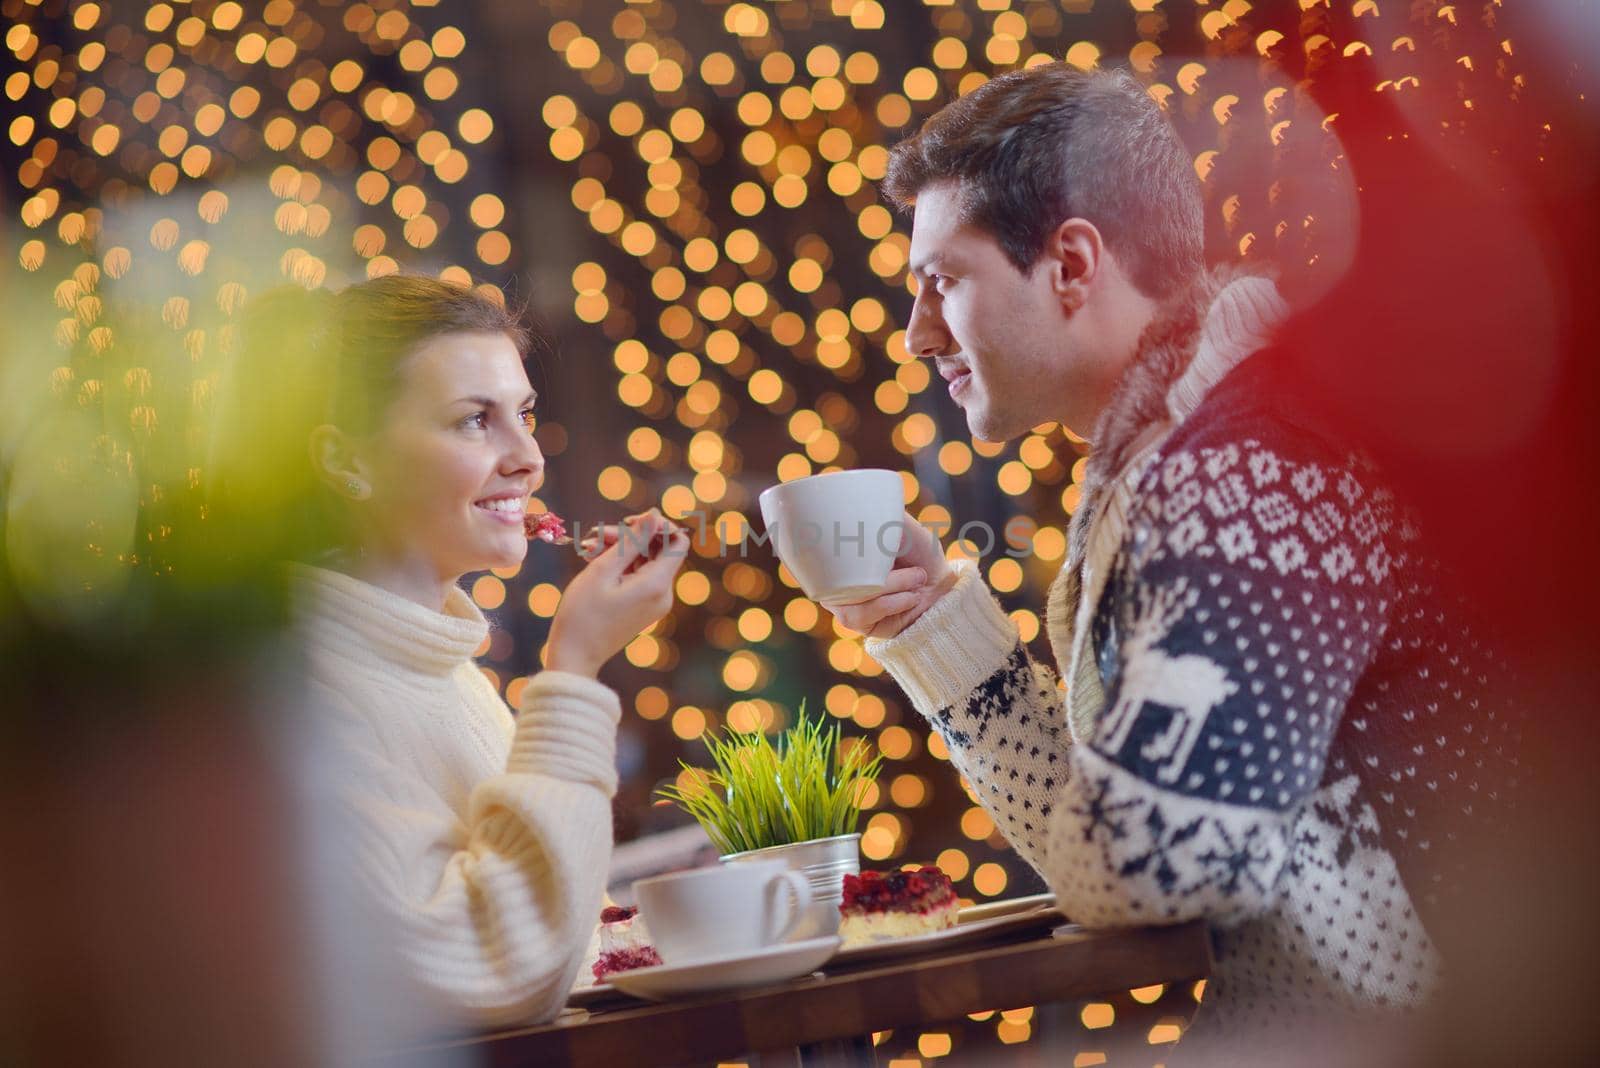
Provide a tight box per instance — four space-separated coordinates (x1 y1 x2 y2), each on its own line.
314 274 530 436
212 275 531 562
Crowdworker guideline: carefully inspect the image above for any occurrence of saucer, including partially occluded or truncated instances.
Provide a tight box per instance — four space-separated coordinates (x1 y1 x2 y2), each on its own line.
608 936 841 1002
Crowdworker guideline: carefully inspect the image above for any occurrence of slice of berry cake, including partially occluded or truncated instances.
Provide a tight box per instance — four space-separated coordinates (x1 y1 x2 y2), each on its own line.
838 866 959 947
524 510 571 545
591 905 662 980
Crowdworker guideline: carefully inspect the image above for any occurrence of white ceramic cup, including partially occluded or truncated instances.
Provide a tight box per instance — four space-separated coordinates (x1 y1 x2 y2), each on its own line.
757 469 905 605
633 860 813 964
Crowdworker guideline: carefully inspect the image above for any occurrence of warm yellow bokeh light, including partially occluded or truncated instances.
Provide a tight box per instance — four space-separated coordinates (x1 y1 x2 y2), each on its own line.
627 426 663 462
527 583 561 618
722 649 762 692
936 848 971 881
878 725 915 760
972 862 1008 897
471 575 505 610
960 806 996 841
671 705 707 740
1081 1003 1115 1029
677 570 712 607
889 774 927 808
989 558 1024 593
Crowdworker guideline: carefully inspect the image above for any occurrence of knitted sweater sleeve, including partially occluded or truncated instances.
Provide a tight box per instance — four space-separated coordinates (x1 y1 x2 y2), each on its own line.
313 670 619 1026
1044 433 1403 926
866 559 1074 876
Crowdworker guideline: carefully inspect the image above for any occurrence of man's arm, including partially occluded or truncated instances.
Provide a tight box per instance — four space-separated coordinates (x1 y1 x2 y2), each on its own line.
864 559 1074 876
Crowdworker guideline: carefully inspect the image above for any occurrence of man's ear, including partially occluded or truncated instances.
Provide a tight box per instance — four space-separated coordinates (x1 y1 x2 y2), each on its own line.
1043 218 1105 315
309 424 371 497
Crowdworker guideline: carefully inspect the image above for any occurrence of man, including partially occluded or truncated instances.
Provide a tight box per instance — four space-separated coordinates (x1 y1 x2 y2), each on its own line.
828 65 1519 1047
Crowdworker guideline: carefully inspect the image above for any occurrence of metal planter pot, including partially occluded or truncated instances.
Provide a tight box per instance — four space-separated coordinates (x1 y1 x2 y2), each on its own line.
720 832 861 939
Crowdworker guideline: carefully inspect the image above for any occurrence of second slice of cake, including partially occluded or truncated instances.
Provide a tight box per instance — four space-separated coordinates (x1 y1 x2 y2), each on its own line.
839 866 959 947
591 905 662 980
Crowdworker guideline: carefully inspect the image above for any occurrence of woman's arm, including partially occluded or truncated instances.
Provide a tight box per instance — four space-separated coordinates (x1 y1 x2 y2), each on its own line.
315 671 618 1026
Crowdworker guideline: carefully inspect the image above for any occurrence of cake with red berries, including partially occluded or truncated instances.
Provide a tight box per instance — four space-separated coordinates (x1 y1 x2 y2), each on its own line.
524 510 570 544
589 905 662 981
838 866 959 947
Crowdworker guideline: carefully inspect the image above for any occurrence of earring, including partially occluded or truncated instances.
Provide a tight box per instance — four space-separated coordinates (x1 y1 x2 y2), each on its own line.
345 479 369 500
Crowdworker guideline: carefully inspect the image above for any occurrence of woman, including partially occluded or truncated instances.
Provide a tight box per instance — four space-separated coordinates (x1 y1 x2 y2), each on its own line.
229 275 686 1030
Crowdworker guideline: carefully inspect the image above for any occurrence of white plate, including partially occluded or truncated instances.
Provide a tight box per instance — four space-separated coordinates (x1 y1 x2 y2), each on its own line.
608 936 841 1002
951 892 1057 924
566 980 619 1008
832 894 1065 966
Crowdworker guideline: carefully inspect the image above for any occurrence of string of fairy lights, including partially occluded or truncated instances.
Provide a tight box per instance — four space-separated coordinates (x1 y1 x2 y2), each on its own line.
3 0 1534 1058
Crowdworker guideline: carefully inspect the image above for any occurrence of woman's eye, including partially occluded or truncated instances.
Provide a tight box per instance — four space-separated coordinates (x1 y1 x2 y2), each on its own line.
461 411 488 430
518 407 537 430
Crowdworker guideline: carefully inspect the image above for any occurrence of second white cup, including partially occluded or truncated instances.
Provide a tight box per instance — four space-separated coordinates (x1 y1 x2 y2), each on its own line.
633 860 814 964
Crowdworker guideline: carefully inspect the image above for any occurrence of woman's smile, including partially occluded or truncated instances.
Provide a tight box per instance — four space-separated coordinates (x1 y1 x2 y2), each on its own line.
474 494 528 526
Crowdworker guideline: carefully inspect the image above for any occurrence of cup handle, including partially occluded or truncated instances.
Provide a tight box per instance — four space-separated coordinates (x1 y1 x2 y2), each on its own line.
765 870 814 944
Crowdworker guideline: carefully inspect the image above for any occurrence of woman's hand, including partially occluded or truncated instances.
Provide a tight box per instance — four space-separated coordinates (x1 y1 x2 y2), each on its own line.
545 510 688 678
824 511 957 639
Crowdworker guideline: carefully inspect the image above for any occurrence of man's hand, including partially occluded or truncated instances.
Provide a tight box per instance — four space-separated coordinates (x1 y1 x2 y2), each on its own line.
825 511 957 639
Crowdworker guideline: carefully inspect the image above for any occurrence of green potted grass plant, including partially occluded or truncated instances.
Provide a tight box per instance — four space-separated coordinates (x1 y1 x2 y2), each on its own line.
656 708 882 937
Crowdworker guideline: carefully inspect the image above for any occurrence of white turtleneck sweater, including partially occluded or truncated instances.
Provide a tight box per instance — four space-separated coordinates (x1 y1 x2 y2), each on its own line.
291 565 620 1029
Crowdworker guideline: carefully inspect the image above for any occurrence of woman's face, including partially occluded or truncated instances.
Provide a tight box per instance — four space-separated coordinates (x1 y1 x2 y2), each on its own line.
355 330 544 584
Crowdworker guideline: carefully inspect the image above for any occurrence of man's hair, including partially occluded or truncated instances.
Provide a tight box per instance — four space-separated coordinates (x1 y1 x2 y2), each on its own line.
883 65 1204 300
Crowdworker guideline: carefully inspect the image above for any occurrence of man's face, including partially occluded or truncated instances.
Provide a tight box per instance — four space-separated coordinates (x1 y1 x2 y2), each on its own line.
905 182 1084 442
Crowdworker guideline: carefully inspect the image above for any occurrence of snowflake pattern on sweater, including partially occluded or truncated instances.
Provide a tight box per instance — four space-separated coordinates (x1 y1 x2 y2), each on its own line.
872 395 1520 1038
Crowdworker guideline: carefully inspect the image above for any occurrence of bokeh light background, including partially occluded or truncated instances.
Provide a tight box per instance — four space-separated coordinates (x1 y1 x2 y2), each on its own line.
1 0 1552 1060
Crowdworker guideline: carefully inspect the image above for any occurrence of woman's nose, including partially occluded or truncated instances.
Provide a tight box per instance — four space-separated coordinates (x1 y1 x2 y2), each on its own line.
505 424 544 480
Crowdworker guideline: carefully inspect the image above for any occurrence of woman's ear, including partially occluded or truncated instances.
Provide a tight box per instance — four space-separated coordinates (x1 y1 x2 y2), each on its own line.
1044 218 1105 315
309 424 372 501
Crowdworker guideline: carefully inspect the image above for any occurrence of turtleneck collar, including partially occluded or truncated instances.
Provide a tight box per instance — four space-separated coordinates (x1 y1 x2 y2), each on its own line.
1085 266 1289 489
291 564 489 677
1166 273 1289 425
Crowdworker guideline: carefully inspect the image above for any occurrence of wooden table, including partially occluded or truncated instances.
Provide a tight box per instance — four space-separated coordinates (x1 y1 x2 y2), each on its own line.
416 921 1211 1068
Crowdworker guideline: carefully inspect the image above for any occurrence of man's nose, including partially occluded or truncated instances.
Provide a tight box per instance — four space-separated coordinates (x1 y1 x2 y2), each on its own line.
905 292 951 360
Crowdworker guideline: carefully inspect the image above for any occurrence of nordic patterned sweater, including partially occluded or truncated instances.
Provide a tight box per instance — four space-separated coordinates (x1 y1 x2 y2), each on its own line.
867 273 1521 1041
